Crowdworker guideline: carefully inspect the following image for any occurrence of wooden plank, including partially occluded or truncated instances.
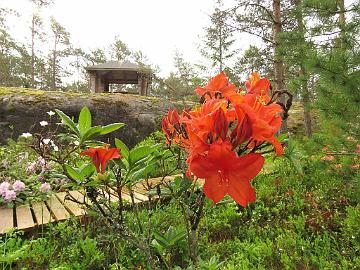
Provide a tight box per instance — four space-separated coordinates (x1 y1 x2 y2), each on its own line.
46 194 71 221
146 175 177 186
98 189 119 202
133 183 160 199
109 187 140 203
32 201 54 225
16 204 35 230
56 192 85 216
0 207 13 234
77 190 93 205
68 190 89 205
132 191 149 202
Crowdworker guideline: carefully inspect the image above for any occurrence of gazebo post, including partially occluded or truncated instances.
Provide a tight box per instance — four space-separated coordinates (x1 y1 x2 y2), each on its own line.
89 71 96 93
86 61 151 95
138 74 144 95
105 82 110 92
96 75 105 93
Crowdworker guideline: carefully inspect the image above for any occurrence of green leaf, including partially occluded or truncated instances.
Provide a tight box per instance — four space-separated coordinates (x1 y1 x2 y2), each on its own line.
78 106 92 135
114 157 128 169
84 180 101 188
277 133 288 142
129 144 160 165
55 109 79 136
153 231 171 248
80 126 102 143
115 138 129 160
177 176 192 194
150 239 165 256
80 163 95 179
65 164 82 181
131 163 155 182
100 123 125 135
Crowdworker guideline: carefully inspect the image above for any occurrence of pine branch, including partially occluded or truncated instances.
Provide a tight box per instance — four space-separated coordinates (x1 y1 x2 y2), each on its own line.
245 3 275 23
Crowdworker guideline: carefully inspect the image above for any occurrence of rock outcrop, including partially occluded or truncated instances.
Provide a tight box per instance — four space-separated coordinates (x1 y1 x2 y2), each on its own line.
0 87 187 147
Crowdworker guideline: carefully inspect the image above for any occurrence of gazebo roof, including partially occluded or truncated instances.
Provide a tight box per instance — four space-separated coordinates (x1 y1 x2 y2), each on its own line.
85 60 139 71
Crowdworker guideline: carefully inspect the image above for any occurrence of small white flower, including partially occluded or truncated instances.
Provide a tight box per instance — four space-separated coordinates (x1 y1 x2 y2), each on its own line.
74 140 80 146
43 138 51 145
21 132 32 138
40 121 48 127
47 110 55 116
50 141 59 151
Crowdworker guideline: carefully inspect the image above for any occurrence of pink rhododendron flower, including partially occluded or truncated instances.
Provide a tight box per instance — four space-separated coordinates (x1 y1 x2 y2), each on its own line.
37 157 46 167
0 182 10 196
26 162 37 174
39 183 51 193
13 180 26 192
27 157 51 175
349 164 360 169
4 190 16 202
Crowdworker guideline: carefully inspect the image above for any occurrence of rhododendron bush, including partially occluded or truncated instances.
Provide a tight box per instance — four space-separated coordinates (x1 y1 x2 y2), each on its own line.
162 72 289 206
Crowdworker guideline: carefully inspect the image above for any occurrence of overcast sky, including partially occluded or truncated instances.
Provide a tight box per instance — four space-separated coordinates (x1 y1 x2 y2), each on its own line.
1 0 356 79
2 0 245 77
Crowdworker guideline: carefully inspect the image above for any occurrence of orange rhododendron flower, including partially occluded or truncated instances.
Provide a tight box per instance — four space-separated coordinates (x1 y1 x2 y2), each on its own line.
162 109 182 144
245 72 271 97
80 146 121 173
195 72 237 99
242 92 284 155
189 140 264 206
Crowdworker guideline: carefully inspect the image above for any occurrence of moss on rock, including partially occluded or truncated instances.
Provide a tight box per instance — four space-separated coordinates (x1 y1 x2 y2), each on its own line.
0 87 185 147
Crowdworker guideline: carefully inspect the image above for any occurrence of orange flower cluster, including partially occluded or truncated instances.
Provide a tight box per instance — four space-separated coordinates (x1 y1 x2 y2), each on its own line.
162 72 284 206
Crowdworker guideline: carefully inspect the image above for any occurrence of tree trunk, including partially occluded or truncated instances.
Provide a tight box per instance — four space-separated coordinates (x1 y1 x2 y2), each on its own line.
294 0 312 137
272 0 287 133
337 0 346 47
219 25 223 72
52 34 57 90
31 14 35 88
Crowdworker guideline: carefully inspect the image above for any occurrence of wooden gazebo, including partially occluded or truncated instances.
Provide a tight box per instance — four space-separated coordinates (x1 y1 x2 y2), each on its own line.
85 61 152 95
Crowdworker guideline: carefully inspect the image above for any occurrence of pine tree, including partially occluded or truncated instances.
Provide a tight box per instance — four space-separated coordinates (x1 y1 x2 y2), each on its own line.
233 45 274 82
201 0 237 73
29 0 53 88
85 48 108 66
0 8 31 87
47 17 72 90
157 51 200 101
30 14 45 88
279 0 314 137
306 0 360 138
110 36 131 62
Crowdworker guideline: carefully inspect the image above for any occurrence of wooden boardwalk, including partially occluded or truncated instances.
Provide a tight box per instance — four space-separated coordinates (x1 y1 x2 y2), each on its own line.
0 176 176 234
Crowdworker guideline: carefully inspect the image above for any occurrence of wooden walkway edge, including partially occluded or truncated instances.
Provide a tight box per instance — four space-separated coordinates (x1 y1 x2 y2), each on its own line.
0 175 177 235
